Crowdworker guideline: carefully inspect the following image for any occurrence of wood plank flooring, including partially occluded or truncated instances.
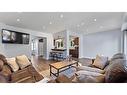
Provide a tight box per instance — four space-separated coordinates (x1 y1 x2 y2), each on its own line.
31 56 91 73
31 56 58 72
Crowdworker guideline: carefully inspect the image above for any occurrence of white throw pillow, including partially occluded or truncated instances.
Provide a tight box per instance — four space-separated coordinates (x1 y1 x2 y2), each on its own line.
6 57 19 72
93 55 108 69
16 55 31 69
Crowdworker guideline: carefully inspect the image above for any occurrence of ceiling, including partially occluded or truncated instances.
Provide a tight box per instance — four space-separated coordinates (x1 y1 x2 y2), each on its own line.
0 12 125 34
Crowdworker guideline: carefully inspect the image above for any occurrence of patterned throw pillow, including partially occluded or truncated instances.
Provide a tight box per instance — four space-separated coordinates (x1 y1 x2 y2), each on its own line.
93 55 108 69
16 55 31 69
6 57 19 72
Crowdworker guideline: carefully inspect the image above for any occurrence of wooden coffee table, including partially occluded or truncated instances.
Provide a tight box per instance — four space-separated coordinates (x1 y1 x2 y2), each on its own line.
49 60 78 77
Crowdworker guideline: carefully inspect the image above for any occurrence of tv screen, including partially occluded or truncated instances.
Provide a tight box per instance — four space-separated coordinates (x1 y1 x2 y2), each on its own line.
2 29 29 44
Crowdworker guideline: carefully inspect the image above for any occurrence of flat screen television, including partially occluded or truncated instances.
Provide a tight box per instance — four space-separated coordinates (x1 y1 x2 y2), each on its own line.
1 29 30 44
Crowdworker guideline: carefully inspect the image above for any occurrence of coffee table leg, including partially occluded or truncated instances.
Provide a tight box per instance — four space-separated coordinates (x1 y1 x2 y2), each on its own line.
50 65 51 76
57 69 59 77
76 62 78 66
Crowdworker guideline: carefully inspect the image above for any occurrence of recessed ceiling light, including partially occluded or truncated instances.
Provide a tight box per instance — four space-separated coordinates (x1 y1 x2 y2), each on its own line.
77 24 80 27
100 26 103 29
94 19 97 22
60 14 64 18
17 19 20 22
43 26 46 29
81 22 85 25
49 22 52 25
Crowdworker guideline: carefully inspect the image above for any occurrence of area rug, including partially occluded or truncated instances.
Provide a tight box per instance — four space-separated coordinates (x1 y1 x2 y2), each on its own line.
40 67 76 79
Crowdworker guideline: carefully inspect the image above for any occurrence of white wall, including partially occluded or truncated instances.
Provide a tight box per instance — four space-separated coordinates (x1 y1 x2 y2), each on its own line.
83 28 122 58
0 23 53 59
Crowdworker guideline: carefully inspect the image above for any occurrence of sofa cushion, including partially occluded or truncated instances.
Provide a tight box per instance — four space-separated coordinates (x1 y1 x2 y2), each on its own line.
73 74 105 83
27 65 44 82
10 65 43 83
0 60 4 71
6 57 19 72
75 70 103 77
11 67 32 82
16 55 31 69
93 55 108 69
78 58 93 66
77 75 97 83
76 66 105 74
105 59 127 83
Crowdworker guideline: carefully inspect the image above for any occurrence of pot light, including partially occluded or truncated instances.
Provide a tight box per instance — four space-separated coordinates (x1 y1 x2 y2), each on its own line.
43 26 46 29
17 19 20 22
49 22 52 25
77 24 80 27
81 22 85 25
100 26 103 29
60 14 64 18
94 19 97 21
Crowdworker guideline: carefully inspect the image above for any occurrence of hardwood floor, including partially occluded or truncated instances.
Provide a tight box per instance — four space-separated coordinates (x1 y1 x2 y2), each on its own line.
31 56 58 72
31 56 91 73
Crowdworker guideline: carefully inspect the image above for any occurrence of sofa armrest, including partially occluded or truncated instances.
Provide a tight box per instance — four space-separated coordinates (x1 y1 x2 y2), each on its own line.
11 69 33 83
15 76 35 83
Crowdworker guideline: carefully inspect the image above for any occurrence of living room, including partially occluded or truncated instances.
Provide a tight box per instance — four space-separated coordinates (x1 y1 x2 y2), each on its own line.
1 0 127 95
0 12 127 83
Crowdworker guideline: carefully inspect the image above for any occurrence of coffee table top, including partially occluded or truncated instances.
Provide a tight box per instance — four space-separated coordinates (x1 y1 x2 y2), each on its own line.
49 60 78 69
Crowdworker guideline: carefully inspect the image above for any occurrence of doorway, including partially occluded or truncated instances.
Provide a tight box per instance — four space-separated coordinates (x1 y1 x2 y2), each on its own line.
31 36 47 59
69 36 79 58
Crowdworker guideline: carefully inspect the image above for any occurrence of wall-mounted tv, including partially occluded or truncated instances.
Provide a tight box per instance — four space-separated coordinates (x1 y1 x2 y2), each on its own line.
1 29 30 44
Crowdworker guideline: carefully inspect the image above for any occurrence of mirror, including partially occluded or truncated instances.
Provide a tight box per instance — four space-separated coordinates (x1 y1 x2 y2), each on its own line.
54 38 64 49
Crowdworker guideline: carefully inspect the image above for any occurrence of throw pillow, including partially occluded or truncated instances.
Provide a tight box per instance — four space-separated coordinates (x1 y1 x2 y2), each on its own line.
6 57 19 72
93 55 108 69
16 55 31 69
